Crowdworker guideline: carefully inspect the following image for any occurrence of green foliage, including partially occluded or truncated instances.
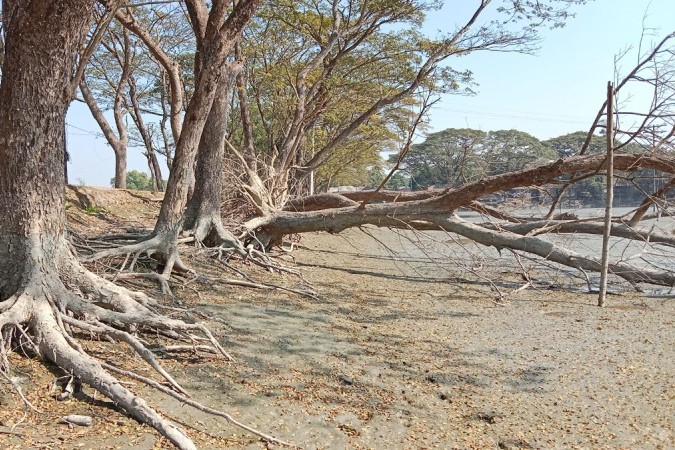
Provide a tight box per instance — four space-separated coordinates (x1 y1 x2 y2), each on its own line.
367 167 410 190
384 171 410 190
110 170 155 191
400 128 555 188
233 0 444 183
401 128 487 188
83 204 106 215
543 131 605 158
483 130 556 175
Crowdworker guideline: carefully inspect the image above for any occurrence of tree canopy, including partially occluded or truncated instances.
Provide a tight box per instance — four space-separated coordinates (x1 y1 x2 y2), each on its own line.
400 128 557 189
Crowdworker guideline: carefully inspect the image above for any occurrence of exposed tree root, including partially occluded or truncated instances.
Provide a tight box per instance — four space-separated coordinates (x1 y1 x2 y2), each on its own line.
184 214 301 274
80 234 190 278
0 237 281 449
0 369 39 412
184 213 247 253
102 363 293 446
193 272 317 299
80 211 305 294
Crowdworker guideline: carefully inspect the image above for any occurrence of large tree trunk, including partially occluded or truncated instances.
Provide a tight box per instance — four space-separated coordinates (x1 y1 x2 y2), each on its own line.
88 0 262 274
146 0 261 273
183 64 242 248
114 148 128 189
0 0 88 275
0 3 228 448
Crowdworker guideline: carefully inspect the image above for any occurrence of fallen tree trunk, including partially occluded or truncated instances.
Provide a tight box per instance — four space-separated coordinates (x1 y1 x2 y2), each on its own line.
240 152 675 287
244 153 675 241
487 220 675 246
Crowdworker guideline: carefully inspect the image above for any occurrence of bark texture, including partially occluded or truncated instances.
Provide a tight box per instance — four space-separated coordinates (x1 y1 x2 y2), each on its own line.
183 63 241 247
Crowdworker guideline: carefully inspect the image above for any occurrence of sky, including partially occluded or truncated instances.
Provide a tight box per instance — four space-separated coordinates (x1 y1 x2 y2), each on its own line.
65 0 675 187
424 0 675 138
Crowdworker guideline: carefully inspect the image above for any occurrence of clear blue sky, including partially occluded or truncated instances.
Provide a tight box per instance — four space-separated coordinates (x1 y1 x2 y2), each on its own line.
65 0 675 186
425 0 675 138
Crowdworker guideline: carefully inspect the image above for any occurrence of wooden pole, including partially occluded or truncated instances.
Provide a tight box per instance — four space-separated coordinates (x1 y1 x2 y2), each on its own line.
598 81 615 307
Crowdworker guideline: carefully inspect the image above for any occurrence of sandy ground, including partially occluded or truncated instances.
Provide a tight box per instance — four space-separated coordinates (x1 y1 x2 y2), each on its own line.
0 189 673 449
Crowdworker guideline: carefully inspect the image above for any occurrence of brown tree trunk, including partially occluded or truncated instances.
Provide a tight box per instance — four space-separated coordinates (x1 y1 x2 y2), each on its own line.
85 0 262 276
148 149 165 192
149 0 261 272
0 0 87 248
244 153 675 253
114 149 128 189
128 76 164 191
80 77 129 188
184 64 240 247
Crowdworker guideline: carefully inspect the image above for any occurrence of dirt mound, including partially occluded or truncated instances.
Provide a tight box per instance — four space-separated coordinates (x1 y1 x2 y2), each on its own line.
65 185 162 234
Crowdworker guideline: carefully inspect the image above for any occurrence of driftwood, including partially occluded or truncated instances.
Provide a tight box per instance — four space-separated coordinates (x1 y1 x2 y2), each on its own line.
61 415 93 427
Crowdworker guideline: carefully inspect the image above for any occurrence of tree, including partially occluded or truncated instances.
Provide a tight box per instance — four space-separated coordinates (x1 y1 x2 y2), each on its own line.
110 169 155 191
0 2 285 448
80 25 133 188
240 28 675 288
226 0 463 213
544 131 606 158
245 152 675 289
483 129 556 175
400 128 555 189
83 0 589 269
182 0 244 247
169 0 586 238
402 128 488 188
87 0 262 276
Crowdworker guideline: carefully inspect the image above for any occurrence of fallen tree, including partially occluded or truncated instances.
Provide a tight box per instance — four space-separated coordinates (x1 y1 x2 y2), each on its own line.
239 152 675 289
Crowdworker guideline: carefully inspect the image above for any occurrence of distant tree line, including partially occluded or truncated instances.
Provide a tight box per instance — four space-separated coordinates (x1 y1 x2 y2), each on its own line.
368 128 668 207
109 170 161 191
